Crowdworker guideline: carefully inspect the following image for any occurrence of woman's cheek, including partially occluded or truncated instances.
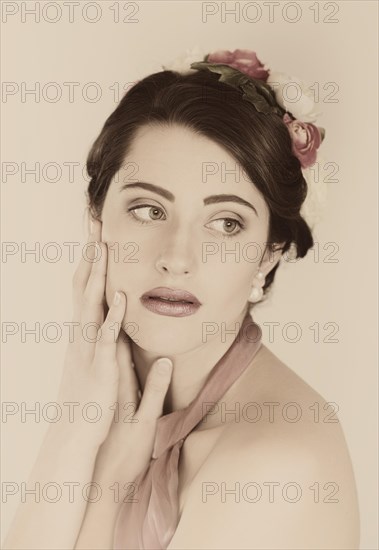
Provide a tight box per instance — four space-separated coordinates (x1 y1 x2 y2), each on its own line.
104 241 144 308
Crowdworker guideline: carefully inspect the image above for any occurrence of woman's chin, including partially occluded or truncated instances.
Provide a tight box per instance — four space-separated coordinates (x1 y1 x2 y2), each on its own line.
127 334 196 356
122 309 202 355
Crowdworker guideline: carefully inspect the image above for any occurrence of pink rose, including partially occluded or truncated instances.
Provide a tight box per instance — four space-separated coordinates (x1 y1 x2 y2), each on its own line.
282 113 322 169
207 49 269 81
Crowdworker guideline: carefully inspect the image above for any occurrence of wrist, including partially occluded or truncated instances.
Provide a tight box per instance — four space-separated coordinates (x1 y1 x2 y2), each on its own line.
45 422 103 456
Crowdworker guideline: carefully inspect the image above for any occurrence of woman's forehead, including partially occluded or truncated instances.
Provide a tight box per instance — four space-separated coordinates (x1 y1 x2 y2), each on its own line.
126 123 231 160
120 124 255 189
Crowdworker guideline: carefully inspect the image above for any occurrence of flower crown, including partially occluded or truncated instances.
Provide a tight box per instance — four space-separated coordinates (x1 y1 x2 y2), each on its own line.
162 47 329 230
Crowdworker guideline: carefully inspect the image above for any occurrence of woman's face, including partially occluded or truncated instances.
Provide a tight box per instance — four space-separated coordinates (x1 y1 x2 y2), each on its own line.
101 123 273 354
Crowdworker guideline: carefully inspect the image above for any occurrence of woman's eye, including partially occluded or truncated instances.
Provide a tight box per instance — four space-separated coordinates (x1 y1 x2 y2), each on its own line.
207 218 244 239
126 206 244 239
127 205 165 224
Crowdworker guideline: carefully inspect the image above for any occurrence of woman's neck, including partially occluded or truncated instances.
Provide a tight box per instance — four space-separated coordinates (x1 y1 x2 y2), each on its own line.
129 305 250 415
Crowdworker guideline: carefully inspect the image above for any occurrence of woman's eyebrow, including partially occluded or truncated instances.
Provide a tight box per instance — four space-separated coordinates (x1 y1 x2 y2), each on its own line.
119 182 258 217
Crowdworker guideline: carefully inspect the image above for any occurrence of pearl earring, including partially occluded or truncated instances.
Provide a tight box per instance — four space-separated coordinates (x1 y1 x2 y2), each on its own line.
249 269 265 303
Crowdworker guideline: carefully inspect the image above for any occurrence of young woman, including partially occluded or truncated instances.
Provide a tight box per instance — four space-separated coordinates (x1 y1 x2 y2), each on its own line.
5 49 360 550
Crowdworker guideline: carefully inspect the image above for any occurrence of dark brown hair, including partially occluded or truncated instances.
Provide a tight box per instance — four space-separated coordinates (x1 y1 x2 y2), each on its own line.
86 69 314 298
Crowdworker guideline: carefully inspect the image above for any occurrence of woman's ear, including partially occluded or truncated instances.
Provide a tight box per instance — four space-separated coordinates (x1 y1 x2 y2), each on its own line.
259 242 286 278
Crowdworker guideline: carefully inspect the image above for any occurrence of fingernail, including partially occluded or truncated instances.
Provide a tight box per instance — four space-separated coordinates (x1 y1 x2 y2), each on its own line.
156 358 173 374
113 291 121 306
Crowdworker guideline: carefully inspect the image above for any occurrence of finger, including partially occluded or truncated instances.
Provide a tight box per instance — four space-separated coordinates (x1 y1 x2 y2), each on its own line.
135 358 173 422
80 240 108 363
92 290 127 380
72 219 102 322
115 331 140 409
72 231 97 322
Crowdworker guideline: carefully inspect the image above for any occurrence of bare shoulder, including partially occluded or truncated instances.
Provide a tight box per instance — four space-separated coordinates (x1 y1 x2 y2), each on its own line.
228 343 358 481
200 343 353 454
168 344 360 550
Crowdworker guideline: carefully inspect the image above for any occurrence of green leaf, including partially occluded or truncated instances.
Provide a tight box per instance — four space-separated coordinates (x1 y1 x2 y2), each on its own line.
190 61 284 116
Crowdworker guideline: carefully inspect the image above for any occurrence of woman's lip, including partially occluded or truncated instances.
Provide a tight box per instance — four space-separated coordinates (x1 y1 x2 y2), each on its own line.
141 287 201 305
140 296 201 317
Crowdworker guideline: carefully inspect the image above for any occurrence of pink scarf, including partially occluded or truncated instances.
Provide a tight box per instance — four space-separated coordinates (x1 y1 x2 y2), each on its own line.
113 310 262 549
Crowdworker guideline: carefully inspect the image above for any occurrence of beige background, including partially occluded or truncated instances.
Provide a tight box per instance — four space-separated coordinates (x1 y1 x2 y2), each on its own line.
1 1 377 548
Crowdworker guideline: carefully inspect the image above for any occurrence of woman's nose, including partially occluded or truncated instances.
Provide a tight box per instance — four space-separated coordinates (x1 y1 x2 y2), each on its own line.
155 229 196 277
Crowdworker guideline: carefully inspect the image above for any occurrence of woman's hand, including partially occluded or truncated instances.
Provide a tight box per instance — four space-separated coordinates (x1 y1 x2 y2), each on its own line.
71 218 175 549
90 328 173 494
56 218 173 454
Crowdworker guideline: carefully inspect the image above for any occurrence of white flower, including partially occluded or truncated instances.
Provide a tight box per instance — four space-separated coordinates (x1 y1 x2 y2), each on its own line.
300 153 329 230
267 71 322 123
161 46 206 74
